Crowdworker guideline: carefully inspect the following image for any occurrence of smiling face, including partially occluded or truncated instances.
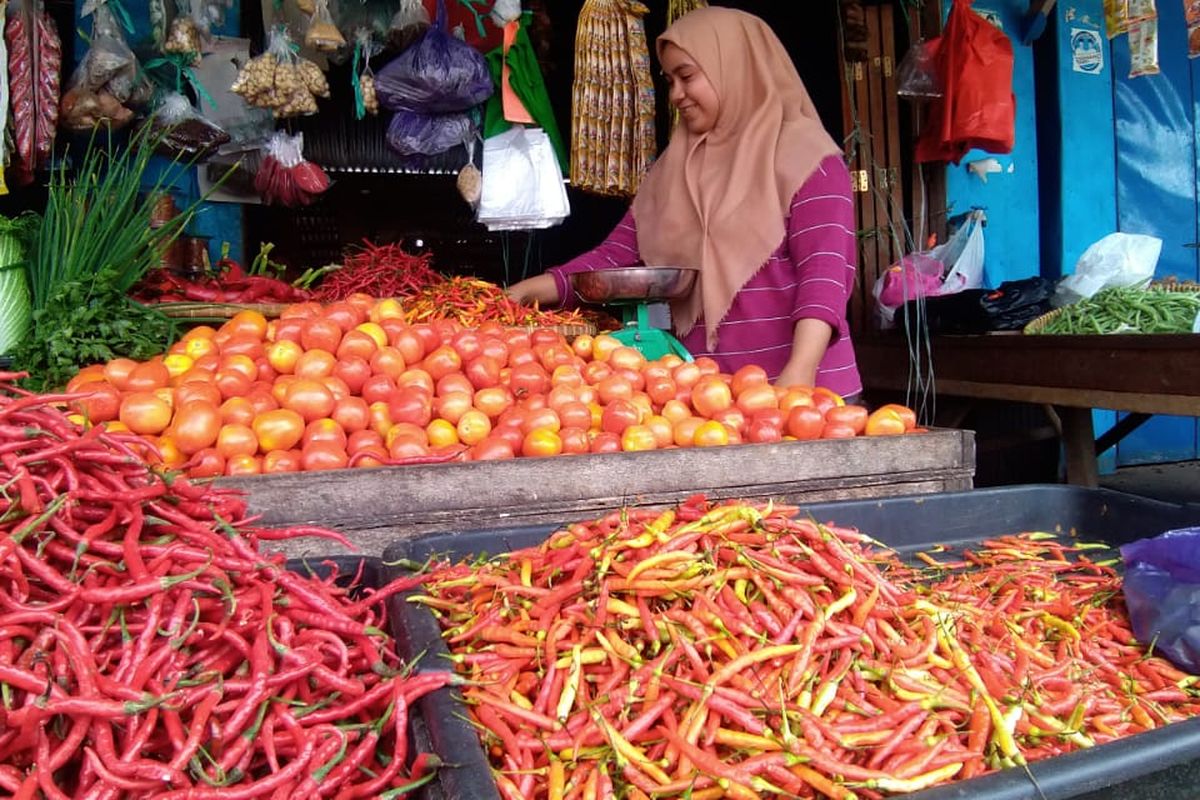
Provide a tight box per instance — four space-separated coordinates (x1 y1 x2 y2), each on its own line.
661 42 720 136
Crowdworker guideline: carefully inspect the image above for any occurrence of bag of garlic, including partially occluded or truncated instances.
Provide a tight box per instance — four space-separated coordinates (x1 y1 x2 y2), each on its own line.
231 25 328 118
304 0 345 53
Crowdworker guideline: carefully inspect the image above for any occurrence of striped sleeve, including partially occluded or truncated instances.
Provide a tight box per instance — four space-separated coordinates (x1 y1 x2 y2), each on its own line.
787 157 857 335
548 211 642 309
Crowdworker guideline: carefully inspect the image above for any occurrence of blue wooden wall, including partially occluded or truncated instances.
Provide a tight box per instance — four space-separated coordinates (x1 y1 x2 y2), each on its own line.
72 0 246 266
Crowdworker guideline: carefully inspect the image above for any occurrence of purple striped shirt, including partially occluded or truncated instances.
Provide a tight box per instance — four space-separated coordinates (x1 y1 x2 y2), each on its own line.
550 155 862 396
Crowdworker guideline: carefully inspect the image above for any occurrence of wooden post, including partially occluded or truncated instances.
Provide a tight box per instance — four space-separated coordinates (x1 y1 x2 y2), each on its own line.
1058 406 1099 487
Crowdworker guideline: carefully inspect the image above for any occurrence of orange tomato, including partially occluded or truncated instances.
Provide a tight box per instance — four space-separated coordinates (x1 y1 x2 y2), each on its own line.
183 336 218 361
825 405 869 435
865 408 906 436
301 318 343 353
370 297 406 322
456 410 492 446
426 419 460 448
422 346 462 381
175 382 222 408
218 396 256 427
661 399 692 425
672 362 702 391
283 380 336 423
672 417 702 448
162 354 194 380
692 420 731 448
735 384 779 415
876 403 918 431
621 424 657 452
559 427 590 455
571 334 594 359
224 454 262 477
474 387 515 420
102 358 138 390
266 340 303 374
172 401 221 454
252 409 305 452
216 424 259 459
691 376 733 418
432 391 472 426
225 310 269 340
693 357 720 377
151 436 186 469
591 334 621 362
118 392 172 435
337 330 379 362
779 388 815 414
397 369 435 396
522 428 563 458
213 370 253 401
730 364 769 397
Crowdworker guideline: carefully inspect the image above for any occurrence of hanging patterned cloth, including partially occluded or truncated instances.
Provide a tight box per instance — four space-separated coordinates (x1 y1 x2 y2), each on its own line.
569 0 655 197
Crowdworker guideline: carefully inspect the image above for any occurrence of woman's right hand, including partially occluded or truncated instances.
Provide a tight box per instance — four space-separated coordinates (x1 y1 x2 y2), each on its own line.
505 273 561 306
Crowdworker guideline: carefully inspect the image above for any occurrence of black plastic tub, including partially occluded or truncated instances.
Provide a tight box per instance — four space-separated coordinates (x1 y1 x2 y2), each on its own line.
383 485 1200 800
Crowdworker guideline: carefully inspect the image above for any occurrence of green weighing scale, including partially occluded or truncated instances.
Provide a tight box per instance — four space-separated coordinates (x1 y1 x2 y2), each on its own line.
571 267 699 361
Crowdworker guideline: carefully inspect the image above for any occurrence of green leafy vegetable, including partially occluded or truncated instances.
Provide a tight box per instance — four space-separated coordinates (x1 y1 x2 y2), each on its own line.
0 215 38 354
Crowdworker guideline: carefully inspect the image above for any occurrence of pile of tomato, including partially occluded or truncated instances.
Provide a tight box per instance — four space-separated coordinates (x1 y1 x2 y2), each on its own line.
63 295 921 477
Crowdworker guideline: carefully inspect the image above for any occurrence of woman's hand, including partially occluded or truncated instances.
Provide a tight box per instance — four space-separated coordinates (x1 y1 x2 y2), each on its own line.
505 274 561 306
775 318 834 388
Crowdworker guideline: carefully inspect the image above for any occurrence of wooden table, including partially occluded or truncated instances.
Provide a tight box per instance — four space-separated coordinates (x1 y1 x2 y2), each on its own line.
220 430 975 557
856 333 1200 486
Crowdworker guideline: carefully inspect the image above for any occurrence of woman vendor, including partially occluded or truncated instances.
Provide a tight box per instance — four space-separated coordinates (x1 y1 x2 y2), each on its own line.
506 7 861 400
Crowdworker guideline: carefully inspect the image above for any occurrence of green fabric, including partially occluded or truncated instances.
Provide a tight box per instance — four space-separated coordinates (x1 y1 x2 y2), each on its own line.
484 13 568 172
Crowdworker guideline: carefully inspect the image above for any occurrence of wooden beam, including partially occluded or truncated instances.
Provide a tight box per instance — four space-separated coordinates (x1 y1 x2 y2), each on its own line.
1059 406 1099 487
1095 413 1152 456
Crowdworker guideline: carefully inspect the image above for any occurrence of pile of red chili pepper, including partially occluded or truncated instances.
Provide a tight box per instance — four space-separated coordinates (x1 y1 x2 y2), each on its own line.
0 374 453 798
132 247 312 305
416 498 1200 799
310 241 444 302
404 276 589 329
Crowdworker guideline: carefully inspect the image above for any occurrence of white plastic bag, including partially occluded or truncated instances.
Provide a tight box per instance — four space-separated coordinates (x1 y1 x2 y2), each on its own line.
477 126 569 231
1055 232 1161 306
872 211 986 328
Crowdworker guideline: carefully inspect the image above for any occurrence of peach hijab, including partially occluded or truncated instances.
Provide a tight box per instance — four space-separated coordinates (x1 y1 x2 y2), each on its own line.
632 7 843 349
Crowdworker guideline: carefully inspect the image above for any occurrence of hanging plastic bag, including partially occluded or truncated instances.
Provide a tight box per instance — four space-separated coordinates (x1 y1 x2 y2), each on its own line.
476 125 570 231
254 131 330 207
457 137 481 208
147 91 230 160
916 0 1015 164
164 0 201 62
304 0 345 53
385 108 475 156
490 0 522 27
60 3 149 131
351 28 380 119
6 0 60 184
1053 232 1161 306
231 26 328 118
375 0 493 114
388 0 430 50
1120 527 1200 673
873 212 986 327
896 38 942 99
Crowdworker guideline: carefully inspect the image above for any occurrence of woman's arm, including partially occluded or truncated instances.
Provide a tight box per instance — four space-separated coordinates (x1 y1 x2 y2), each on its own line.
506 211 642 308
776 157 857 387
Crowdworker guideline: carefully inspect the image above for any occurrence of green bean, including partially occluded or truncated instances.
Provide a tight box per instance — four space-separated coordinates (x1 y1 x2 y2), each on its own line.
1032 287 1200 335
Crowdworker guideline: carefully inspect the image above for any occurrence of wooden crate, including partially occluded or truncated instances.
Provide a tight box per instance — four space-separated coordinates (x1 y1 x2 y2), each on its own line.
219 430 975 558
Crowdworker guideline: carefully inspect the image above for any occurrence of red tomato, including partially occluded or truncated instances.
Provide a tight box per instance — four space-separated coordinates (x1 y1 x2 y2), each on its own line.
323 302 364 332
175 382 222 408
273 318 305 345
465 356 502 390
474 387 514 420
436 373 475 397
320 376 351 403
219 397 256 427
301 443 349 472
746 417 784 443
393 330 426 365
125 361 171 392
389 389 433 428
224 454 262 476
397 369 435 396
119 392 172 435
646 378 677 407
370 347 407 380
730 364 769 397
332 397 370 433
596 376 633 405
451 331 483 362
590 431 622 453
172 400 221 454
72 382 122 423
825 405 869 435
262 450 302 474
245 390 279 417
711 407 746 435
294 349 337 380
522 407 561 435
361 374 398 406
300 318 343 353
644 415 674 448
221 336 266 362
822 422 859 439
509 363 550 398
469 437 516 461
388 436 429 461
559 426 590 455
422 346 462 381
672 362 702 391
213 370 252 401
786 406 825 440
558 401 593 430
304 418 348 450
188 447 225 478
693 357 720 376
491 422 525 453
736 384 779 415
434 392 473 425
252 409 305 452
583 361 613 385
336 330 379 362
348 429 384 453
333 356 372 395
601 399 641 435
352 444 390 468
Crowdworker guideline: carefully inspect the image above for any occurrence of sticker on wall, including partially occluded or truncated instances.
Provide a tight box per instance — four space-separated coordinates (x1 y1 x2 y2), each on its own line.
1186 1 1200 57
1105 0 1129 37
1071 28 1106 73
1128 18 1161 76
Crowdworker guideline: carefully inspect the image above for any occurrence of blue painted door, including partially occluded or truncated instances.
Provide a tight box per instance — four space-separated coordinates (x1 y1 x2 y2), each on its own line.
1110 4 1200 465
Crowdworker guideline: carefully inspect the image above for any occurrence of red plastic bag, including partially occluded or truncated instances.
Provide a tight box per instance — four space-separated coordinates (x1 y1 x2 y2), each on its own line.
916 0 1015 164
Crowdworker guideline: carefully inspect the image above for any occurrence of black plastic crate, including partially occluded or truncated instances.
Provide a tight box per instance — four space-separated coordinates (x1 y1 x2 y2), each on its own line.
383 485 1200 800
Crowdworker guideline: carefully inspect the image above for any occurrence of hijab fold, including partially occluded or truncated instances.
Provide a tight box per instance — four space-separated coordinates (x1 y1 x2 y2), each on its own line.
632 8 842 349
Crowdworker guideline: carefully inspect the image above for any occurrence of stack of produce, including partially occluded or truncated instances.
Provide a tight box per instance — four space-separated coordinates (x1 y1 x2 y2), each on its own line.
132 244 313 305
569 0 656 197
64 299 919 478
0 373 453 796
1029 285 1200 335
416 497 1200 799
307 241 444 301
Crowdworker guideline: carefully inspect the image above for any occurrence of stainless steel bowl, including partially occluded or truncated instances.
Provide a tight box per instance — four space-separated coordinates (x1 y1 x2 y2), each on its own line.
571 267 699 303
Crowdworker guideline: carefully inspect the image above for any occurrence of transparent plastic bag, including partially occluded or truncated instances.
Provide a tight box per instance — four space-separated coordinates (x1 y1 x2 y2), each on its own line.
352 28 380 118
385 108 475 156
388 0 430 50
873 212 986 328
1054 232 1161 306
1121 527 1200 673
231 26 327 118
164 0 201 61
61 4 148 131
375 0 493 113
477 126 570 231
254 130 330 206
304 0 345 53
148 91 230 160
896 38 942 99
